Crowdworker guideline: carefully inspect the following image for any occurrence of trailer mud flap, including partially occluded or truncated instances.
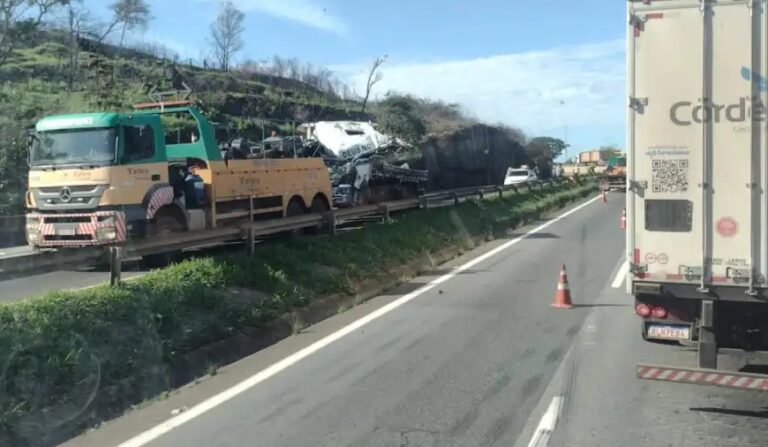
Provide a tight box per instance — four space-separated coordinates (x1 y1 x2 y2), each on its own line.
637 364 768 391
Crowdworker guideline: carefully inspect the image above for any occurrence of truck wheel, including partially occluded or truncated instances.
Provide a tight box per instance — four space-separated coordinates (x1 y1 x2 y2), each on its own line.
306 196 330 235
284 198 307 236
142 213 184 268
286 198 305 218
310 196 330 214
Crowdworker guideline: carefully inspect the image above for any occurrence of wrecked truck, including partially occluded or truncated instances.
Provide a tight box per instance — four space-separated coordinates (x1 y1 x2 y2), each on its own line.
299 121 428 207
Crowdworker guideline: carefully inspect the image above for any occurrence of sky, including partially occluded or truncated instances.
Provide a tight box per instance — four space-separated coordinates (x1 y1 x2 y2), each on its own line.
82 0 628 158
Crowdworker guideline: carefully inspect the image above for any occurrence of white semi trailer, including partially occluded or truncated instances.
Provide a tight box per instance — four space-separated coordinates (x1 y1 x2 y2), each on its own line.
627 0 768 390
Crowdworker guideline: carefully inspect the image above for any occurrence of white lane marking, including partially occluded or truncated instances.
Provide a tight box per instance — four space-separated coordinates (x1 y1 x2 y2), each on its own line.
611 261 629 288
527 396 563 447
117 195 602 447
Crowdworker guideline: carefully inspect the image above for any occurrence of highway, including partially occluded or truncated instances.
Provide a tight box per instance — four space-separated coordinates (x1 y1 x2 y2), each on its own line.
60 194 766 447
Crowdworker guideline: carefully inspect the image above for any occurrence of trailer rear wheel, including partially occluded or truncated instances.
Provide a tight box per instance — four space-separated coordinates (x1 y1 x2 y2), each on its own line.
306 195 330 235
284 198 307 236
142 212 184 268
286 198 306 218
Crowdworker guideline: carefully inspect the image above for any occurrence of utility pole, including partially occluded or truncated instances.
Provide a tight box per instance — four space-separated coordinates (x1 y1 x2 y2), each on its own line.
560 99 569 163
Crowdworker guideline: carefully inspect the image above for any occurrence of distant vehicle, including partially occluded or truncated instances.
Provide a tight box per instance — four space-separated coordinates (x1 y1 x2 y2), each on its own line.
503 166 537 185
601 156 626 192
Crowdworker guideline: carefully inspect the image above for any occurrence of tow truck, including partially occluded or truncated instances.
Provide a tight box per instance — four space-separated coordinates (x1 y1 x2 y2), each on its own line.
25 99 331 265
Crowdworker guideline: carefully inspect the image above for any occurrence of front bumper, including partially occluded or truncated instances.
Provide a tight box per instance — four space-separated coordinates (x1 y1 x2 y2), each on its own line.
26 211 126 247
332 184 355 207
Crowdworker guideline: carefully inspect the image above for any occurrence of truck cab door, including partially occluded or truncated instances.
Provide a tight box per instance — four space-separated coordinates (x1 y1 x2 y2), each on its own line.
118 117 170 215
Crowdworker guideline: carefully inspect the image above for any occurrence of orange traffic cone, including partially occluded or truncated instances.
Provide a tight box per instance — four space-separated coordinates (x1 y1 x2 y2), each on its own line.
601 190 607 203
552 264 574 309
620 208 627 230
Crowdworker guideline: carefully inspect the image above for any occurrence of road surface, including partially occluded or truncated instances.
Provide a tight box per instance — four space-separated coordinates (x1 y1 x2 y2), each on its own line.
60 194 766 447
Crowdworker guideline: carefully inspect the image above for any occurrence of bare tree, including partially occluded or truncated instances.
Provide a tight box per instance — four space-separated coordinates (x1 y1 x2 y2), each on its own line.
286 57 300 79
0 0 70 67
64 1 91 90
209 0 244 72
271 54 285 77
361 55 386 113
98 0 151 45
341 84 352 101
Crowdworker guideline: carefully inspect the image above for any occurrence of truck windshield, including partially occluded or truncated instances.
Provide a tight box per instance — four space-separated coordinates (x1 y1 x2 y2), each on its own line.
30 128 117 167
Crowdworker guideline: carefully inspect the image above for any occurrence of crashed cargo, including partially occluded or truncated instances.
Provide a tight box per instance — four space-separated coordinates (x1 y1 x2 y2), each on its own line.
299 121 428 207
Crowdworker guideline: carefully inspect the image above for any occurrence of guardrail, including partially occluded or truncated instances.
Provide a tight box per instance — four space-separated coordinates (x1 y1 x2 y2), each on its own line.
0 214 25 248
0 178 574 284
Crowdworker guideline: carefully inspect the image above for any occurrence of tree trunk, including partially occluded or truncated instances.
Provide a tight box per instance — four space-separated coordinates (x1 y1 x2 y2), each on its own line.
120 24 127 46
361 92 370 114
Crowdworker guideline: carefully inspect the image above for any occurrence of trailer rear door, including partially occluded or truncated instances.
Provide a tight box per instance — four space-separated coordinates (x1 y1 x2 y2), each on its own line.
628 0 768 292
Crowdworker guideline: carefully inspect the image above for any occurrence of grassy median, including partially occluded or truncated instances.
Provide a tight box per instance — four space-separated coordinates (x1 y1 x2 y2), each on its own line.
0 180 595 446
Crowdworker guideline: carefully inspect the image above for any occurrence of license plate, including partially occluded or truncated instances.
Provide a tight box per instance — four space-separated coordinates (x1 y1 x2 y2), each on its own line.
647 324 690 341
56 227 76 236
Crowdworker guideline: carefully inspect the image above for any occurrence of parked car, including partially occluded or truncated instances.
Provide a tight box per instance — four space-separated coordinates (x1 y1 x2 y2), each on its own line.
504 166 538 185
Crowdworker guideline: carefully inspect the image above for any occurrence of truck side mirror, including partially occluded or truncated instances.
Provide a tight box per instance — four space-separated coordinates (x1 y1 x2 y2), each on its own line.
26 132 38 166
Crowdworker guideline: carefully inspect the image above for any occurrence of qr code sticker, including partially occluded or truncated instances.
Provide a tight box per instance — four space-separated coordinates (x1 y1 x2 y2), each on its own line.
652 159 689 193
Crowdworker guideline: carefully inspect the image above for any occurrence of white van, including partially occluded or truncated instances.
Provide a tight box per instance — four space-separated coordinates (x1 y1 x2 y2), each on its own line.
503 165 537 186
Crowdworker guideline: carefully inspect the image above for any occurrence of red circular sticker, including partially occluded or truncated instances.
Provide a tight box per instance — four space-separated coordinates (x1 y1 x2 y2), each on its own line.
716 217 738 238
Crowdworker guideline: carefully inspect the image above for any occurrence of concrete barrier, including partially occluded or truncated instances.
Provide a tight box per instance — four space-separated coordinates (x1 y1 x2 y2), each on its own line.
0 215 25 249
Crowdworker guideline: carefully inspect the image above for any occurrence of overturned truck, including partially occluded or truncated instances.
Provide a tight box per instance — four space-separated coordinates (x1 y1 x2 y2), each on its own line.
299 121 428 207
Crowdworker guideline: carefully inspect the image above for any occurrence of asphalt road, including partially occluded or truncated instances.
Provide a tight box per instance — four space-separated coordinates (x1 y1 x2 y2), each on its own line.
64 194 768 447
0 262 149 303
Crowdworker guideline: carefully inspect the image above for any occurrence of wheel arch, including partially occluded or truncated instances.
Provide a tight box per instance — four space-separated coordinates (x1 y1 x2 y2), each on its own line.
310 192 330 211
154 204 188 230
287 194 308 210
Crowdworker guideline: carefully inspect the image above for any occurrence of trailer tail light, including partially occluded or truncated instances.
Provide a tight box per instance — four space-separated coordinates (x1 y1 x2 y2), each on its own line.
635 303 651 317
651 306 668 319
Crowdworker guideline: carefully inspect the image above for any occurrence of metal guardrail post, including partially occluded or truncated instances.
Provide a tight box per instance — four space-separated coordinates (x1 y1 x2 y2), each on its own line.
420 196 429 210
246 227 255 256
109 246 122 286
452 192 459 206
328 212 337 235
379 204 391 222
478 189 484 200
497 187 503 199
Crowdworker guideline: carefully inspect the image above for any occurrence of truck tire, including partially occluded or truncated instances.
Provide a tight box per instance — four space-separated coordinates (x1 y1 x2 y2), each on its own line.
310 195 330 214
286 199 305 218
306 195 330 235
142 212 184 268
284 198 307 236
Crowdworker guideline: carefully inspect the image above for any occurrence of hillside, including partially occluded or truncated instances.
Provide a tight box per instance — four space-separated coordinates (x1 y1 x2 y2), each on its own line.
0 30 553 215
0 30 371 215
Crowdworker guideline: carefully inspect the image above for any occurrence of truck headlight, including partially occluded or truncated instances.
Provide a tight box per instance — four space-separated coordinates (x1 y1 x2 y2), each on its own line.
98 215 116 224
96 228 117 241
26 218 38 231
27 230 40 242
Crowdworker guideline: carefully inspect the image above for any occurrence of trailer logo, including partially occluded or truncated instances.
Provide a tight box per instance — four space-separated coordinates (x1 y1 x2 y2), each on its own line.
670 97 766 126
741 67 768 92
59 187 72 203
716 217 738 238
670 68 768 126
